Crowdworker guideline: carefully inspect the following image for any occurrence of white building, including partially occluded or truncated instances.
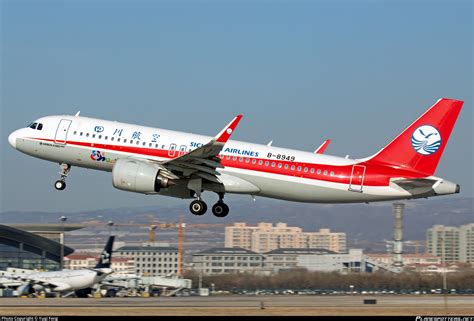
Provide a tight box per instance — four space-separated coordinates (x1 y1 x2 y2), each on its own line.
192 248 266 275
459 223 474 263
426 223 474 263
264 248 336 272
115 245 179 276
297 249 364 273
192 247 368 275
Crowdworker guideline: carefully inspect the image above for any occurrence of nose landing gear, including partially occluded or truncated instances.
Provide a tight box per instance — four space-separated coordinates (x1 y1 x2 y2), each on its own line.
54 163 71 191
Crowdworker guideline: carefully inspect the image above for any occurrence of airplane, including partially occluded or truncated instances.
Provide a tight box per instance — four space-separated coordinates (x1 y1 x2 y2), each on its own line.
1 236 115 296
8 98 463 217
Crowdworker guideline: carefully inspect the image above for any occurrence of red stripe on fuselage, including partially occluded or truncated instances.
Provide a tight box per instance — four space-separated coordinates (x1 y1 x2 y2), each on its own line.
28 137 427 186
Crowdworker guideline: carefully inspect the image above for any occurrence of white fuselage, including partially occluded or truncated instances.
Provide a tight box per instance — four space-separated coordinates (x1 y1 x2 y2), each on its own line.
8 115 457 203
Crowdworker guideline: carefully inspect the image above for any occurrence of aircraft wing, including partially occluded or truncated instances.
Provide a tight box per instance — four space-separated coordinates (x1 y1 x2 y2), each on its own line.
2 274 65 290
159 115 243 183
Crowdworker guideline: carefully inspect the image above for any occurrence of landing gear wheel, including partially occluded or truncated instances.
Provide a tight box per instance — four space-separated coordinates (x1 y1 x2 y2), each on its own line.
190 200 207 215
212 202 229 218
55 164 71 191
55 180 66 191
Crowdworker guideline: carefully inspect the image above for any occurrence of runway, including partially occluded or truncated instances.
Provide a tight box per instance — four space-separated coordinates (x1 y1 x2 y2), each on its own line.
1 295 473 316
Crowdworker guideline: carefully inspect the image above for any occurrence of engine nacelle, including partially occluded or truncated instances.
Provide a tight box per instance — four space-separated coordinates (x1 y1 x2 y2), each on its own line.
112 158 172 194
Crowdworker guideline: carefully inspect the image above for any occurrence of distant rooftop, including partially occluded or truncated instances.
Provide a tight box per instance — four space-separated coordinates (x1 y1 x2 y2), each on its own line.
264 248 336 255
367 253 440 258
116 246 178 252
7 223 85 233
195 247 260 255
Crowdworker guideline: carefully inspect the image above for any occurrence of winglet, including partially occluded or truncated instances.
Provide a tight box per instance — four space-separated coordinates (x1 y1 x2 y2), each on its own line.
214 115 243 143
314 139 331 154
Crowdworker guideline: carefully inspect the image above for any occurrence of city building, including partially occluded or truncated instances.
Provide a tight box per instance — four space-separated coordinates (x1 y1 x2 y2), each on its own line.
459 223 474 263
366 253 441 266
192 248 266 275
225 222 346 253
192 247 368 275
426 224 474 263
64 254 134 275
297 249 365 273
115 245 179 276
0 224 80 271
264 248 335 272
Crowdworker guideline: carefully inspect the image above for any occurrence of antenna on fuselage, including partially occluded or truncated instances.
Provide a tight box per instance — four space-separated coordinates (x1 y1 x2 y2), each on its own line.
75 111 81 116
267 140 273 146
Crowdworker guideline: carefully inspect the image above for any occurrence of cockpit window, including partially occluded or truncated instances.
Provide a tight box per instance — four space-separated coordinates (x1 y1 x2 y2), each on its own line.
27 122 43 130
28 122 38 129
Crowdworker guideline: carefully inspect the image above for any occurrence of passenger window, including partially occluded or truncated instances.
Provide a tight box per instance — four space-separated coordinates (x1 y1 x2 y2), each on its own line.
245 158 250 163
124 139 127 143
278 163 282 168
265 161 269 166
232 156 237 161
252 159 256 164
297 166 302 171
330 171 334 176
86 133 89 137
37 123 43 130
80 132 83 136
111 137 114 141
155 144 158 148
310 168 315 174
92 134 96 138
324 170 328 175
226 155 231 160
317 169 321 174
284 164 289 169
130 140 134 144
74 131 77 135
105 136 108 140
258 160 263 165
291 165 295 170
149 143 152 147
304 167 308 172
271 162 276 167
239 157 243 162
136 141 140 145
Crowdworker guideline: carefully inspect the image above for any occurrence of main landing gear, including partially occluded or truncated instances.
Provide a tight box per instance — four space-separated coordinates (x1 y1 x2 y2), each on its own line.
189 193 229 217
54 163 71 191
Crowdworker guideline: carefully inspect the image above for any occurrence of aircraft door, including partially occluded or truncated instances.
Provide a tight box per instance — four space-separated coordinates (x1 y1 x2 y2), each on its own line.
349 165 366 192
55 119 72 144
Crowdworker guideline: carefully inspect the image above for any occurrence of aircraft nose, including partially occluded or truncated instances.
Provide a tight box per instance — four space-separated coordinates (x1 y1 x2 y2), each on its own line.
8 130 18 149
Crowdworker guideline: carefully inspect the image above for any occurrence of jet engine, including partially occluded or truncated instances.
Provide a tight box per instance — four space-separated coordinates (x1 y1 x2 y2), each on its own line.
112 158 173 194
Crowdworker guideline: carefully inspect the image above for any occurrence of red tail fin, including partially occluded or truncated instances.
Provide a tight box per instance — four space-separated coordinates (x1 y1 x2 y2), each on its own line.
367 98 463 176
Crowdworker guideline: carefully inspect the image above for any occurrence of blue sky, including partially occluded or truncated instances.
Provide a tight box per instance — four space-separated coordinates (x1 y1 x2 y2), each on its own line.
1 0 472 212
